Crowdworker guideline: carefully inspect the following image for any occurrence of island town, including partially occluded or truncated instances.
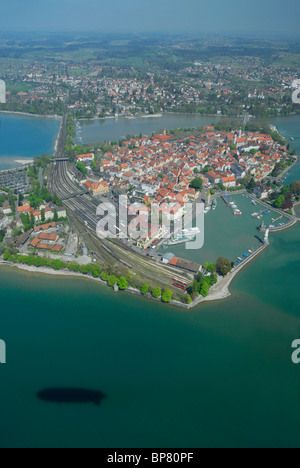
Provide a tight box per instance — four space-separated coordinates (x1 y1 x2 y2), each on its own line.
0 118 299 308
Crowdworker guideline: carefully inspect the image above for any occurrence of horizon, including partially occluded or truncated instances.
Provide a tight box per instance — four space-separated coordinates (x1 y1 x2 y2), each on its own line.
1 0 300 37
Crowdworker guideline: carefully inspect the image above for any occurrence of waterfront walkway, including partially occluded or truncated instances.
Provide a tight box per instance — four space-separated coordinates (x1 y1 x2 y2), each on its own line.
177 237 270 310
219 190 298 232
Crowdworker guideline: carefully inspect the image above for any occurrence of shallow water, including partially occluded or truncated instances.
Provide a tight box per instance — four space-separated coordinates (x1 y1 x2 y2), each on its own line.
0 113 60 170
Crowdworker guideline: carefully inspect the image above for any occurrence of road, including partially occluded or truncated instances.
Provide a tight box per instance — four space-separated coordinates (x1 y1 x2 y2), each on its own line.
38 167 43 187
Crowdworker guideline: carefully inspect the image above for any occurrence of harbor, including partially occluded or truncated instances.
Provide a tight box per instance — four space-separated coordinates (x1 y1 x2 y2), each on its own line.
222 195 242 216
160 193 293 269
164 227 200 246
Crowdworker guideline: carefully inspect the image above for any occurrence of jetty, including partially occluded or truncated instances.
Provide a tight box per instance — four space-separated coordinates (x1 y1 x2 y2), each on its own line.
251 209 270 219
183 231 271 310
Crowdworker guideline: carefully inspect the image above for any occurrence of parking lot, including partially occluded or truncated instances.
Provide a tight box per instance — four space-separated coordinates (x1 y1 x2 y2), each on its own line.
0 168 30 193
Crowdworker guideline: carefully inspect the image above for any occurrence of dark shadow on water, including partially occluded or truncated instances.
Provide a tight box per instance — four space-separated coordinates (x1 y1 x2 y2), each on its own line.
37 388 107 406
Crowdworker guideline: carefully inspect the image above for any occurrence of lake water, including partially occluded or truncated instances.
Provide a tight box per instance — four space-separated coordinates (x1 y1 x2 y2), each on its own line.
0 113 60 170
80 114 221 143
270 115 300 184
160 195 289 264
0 114 300 448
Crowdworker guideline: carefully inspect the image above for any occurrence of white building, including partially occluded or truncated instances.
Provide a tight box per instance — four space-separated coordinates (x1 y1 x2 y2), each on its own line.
75 153 94 163
0 80 6 104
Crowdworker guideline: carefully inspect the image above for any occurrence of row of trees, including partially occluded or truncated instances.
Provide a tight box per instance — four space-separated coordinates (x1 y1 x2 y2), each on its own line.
2 250 177 301
2 251 129 290
140 283 173 303
65 115 76 160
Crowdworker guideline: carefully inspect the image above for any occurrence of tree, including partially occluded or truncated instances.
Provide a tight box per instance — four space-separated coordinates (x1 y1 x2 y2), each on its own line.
291 181 300 196
209 273 218 286
274 194 285 208
3 250 11 261
186 294 192 304
199 282 210 297
118 276 128 290
190 177 203 191
30 212 35 228
101 271 109 281
41 209 45 222
204 262 216 273
216 257 232 276
91 265 100 278
141 284 150 295
76 161 88 177
152 287 162 298
80 264 90 275
162 288 173 303
195 271 204 283
108 275 118 287
91 155 97 172
0 229 5 243
52 259 63 271
248 178 257 190
53 209 58 222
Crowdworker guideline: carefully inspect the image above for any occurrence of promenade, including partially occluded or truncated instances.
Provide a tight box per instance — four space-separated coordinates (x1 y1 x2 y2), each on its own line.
176 236 270 310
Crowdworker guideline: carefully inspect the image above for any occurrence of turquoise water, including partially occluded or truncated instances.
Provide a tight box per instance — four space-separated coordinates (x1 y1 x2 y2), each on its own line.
80 114 221 143
0 233 299 448
270 115 300 184
161 195 288 264
0 115 299 448
0 113 60 170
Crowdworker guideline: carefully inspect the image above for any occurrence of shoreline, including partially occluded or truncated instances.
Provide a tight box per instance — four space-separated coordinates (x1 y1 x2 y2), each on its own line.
2 109 300 123
0 111 62 170
0 259 229 309
0 211 297 310
0 240 270 310
14 159 34 166
1 114 299 308
0 192 298 309
78 113 164 122
79 111 300 122
0 110 62 120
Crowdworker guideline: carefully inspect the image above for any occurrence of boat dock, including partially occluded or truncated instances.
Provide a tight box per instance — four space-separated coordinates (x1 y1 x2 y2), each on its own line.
251 209 270 219
235 232 269 266
222 196 230 205
221 196 242 215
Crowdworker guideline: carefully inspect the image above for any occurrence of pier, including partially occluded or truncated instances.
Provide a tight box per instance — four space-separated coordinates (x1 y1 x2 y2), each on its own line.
220 191 298 233
251 209 270 218
183 237 270 310
221 195 230 205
